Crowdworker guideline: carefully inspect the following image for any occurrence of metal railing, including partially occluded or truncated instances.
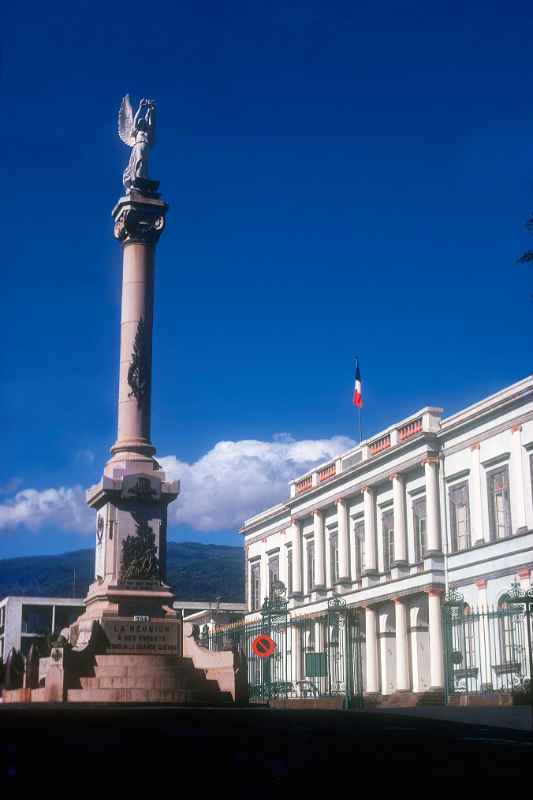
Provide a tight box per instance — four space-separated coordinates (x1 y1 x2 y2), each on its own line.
209 594 364 708
443 586 532 702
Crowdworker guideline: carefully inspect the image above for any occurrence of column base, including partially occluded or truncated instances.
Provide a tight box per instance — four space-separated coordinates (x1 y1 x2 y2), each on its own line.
110 439 156 460
289 591 304 600
312 584 326 593
424 550 443 558
362 568 378 577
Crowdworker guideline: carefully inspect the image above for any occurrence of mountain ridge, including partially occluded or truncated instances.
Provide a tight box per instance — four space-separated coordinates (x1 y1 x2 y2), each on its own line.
0 542 245 602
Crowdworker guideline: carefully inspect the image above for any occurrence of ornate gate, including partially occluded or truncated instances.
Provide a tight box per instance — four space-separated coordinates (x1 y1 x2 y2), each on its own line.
209 594 363 707
443 585 533 701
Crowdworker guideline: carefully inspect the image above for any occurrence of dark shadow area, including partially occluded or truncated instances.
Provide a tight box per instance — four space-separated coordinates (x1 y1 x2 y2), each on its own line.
0 705 531 789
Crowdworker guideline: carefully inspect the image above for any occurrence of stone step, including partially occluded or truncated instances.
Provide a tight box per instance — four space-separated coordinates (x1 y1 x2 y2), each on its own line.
94 654 189 668
93 664 195 679
81 675 186 690
68 688 190 703
81 675 221 692
67 688 233 704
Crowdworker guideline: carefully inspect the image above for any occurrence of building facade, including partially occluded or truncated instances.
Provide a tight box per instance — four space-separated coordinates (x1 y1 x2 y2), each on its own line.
0 597 85 661
240 375 533 701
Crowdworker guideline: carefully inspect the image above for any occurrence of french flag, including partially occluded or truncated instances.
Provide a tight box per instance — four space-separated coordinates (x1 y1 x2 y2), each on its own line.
353 360 363 408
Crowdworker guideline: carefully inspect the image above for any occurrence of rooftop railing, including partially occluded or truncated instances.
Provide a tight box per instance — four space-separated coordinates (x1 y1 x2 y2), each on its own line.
285 408 441 501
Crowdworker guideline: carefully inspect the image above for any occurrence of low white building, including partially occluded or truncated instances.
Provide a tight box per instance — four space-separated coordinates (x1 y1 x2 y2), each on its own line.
173 601 246 634
0 597 85 661
240 375 533 703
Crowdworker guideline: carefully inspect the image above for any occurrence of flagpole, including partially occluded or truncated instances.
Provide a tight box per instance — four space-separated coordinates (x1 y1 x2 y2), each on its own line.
355 356 363 444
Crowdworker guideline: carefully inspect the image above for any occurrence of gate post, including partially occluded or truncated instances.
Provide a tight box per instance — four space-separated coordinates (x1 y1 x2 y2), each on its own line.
505 581 533 708
327 596 349 708
442 588 465 704
260 581 289 700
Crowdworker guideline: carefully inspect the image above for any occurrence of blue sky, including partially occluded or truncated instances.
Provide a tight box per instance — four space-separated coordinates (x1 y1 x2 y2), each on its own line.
1 0 532 558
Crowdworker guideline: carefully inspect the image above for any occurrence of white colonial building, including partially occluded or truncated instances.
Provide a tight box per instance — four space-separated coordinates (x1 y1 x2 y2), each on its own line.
240 375 533 702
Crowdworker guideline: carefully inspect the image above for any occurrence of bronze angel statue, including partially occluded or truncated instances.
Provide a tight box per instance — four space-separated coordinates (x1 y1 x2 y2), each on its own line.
118 95 156 191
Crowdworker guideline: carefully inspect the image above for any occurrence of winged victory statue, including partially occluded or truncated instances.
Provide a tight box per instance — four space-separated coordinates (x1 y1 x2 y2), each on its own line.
118 95 156 191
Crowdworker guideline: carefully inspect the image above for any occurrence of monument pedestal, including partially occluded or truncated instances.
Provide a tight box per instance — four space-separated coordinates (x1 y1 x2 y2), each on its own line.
1 101 249 706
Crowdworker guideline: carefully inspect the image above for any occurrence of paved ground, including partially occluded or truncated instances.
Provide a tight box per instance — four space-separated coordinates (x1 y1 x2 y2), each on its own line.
368 704 533 731
0 705 532 788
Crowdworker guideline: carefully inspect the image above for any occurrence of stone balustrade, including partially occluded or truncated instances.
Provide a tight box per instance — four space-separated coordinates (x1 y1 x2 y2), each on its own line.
286 407 442 499
398 417 422 442
318 463 337 482
295 476 313 494
368 433 391 456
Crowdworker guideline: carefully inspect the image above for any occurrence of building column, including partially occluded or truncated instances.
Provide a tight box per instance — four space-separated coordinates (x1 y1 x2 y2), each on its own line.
260 551 269 604
510 424 527 533
365 605 380 694
313 509 326 592
469 443 485 545
290 519 303 598
362 486 377 575
390 473 408 565
423 456 442 555
394 598 410 691
336 498 351 586
426 589 445 690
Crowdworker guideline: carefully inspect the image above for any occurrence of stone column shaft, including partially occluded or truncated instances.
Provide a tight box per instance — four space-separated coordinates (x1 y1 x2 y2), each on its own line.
469 443 484 545
510 425 527 533
427 590 445 690
337 499 351 584
394 598 410 691
363 487 377 574
391 474 408 565
291 520 303 597
365 606 379 694
313 510 326 590
424 458 442 555
115 242 154 451
110 192 167 463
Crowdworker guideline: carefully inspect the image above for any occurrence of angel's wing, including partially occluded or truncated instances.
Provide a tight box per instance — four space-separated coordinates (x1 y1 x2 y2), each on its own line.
118 95 135 146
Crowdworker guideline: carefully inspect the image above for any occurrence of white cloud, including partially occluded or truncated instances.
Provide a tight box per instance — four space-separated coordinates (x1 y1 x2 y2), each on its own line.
0 434 354 535
0 486 93 534
159 434 354 532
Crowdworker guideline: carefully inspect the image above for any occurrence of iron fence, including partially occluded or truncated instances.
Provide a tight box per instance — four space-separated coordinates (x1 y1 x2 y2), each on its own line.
443 586 533 701
209 595 364 708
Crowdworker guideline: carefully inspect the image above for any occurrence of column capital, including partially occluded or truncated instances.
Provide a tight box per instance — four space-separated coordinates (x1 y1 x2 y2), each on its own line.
392 596 405 605
312 507 323 517
424 587 444 597
361 484 374 494
512 424 523 433
470 442 480 451
421 455 439 467
389 471 405 482
290 517 301 528
475 579 487 589
335 496 346 507
112 193 168 245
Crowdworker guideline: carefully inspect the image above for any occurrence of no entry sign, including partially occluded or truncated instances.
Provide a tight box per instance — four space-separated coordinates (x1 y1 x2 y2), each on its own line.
251 634 276 658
